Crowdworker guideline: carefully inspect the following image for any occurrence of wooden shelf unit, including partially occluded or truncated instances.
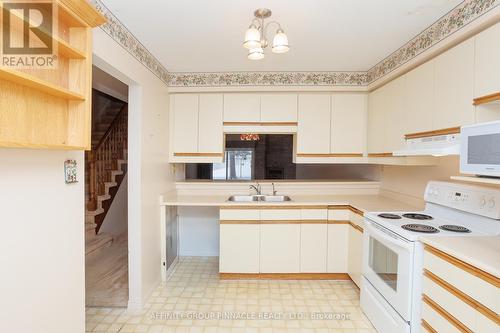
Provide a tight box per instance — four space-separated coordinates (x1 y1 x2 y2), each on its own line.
450 176 500 186
0 0 106 150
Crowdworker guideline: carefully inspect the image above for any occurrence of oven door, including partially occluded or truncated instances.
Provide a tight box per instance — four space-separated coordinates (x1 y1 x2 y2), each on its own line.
362 219 414 321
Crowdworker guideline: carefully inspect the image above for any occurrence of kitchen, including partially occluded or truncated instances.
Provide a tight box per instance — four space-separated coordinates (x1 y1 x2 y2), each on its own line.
1 1 500 333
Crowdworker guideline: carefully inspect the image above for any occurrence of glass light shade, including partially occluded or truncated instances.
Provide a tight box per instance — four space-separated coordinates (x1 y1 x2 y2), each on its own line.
272 30 290 53
248 47 264 60
243 26 261 49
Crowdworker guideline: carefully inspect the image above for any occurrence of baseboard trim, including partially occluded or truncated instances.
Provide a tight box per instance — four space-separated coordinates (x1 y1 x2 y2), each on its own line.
219 272 351 280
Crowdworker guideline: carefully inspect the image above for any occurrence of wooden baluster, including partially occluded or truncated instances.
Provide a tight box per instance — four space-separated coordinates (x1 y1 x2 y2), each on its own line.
87 151 97 211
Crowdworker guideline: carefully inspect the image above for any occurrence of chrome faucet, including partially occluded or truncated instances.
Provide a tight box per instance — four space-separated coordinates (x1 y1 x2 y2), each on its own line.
271 183 277 196
249 183 261 195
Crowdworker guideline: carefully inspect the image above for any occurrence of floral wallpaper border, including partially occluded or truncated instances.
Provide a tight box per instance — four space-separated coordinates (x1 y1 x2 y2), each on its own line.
91 0 499 87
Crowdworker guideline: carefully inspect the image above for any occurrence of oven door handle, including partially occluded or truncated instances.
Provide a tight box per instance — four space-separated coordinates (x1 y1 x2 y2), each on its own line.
364 220 413 251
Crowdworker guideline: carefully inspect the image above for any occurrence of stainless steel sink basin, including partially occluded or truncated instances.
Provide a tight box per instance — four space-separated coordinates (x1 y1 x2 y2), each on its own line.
260 195 292 202
226 195 292 202
227 195 260 202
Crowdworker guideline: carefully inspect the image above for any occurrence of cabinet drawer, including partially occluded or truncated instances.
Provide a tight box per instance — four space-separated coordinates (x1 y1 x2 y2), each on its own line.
422 300 462 333
424 247 500 314
220 209 260 221
260 209 301 221
328 209 350 221
301 208 327 220
423 274 476 330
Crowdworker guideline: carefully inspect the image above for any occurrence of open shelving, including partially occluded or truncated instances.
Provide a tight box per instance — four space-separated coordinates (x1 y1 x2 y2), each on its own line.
0 0 106 150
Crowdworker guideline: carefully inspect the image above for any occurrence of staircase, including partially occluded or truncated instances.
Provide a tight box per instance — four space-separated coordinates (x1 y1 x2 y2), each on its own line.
85 102 128 256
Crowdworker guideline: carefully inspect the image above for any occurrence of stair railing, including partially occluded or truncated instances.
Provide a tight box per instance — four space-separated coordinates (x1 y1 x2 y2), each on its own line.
86 105 128 211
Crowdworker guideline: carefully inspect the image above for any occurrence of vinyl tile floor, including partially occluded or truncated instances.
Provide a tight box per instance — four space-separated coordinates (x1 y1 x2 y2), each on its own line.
86 257 376 333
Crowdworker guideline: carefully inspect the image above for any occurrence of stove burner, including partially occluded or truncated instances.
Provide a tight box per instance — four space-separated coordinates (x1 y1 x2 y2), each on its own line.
439 225 471 233
378 213 402 219
402 224 439 233
402 213 434 220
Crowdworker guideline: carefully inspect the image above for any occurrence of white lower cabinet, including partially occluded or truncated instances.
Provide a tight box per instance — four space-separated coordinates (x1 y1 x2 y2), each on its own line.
348 225 363 287
219 224 260 273
260 223 301 273
327 223 349 273
300 224 328 273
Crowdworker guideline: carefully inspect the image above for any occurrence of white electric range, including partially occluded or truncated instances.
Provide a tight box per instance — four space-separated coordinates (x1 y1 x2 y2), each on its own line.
360 181 500 333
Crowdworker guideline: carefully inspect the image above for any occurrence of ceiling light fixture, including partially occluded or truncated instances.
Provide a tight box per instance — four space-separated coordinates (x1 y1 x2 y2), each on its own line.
243 8 290 60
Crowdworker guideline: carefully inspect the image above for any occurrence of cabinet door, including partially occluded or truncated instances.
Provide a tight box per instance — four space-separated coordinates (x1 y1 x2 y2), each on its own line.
367 88 387 153
327 223 349 273
348 226 363 287
260 224 300 273
260 93 298 123
403 60 435 134
300 224 327 273
297 94 331 154
384 78 406 152
434 39 475 129
198 94 223 153
220 224 260 273
331 93 367 154
223 93 260 122
474 22 500 98
172 94 198 154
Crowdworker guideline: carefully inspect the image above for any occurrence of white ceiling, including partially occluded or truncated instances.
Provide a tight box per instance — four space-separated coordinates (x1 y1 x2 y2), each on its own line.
100 0 463 72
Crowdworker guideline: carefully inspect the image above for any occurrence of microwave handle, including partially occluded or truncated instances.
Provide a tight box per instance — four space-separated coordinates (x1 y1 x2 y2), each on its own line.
364 220 413 251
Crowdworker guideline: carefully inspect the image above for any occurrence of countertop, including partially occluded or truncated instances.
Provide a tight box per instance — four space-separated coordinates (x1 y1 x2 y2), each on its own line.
160 193 422 213
422 236 500 277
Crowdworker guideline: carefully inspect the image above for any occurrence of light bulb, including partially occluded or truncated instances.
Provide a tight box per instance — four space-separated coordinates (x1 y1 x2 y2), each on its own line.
243 25 261 49
272 29 290 53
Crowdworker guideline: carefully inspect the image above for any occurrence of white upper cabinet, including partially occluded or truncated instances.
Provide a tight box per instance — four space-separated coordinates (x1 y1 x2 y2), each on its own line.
367 88 388 154
383 77 406 152
402 60 435 134
198 94 223 153
331 93 367 154
172 94 199 154
434 38 475 129
223 93 260 123
297 94 331 154
260 93 298 123
474 22 500 98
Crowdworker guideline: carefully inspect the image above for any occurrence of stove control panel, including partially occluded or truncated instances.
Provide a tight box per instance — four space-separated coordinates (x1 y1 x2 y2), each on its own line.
425 181 500 219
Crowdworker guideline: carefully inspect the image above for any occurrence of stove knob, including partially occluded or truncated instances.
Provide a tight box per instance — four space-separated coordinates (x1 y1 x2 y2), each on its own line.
488 198 496 209
479 197 487 207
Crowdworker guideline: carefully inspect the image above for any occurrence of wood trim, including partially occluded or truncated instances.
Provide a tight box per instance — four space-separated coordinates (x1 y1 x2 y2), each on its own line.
422 294 473 333
423 269 500 325
473 92 500 106
220 206 261 210
421 319 438 333
301 205 329 209
219 220 260 224
328 205 365 217
424 244 500 288
368 152 394 157
296 153 364 158
220 273 351 280
300 220 328 224
173 152 223 157
327 220 351 225
260 220 302 224
405 127 461 140
350 222 364 233
223 122 298 126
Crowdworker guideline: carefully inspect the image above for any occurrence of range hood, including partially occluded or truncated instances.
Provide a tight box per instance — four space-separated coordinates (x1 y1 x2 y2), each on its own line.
393 133 460 157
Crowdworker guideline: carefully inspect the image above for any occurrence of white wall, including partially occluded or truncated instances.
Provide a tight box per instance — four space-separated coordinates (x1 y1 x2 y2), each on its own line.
0 149 85 333
92 28 174 310
100 177 128 237
178 207 219 256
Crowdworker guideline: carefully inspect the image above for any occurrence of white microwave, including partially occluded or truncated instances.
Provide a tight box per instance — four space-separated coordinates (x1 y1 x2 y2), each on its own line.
460 121 500 177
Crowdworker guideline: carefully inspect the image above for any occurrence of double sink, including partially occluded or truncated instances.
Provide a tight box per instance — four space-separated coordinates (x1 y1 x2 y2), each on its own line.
227 195 292 202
